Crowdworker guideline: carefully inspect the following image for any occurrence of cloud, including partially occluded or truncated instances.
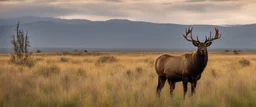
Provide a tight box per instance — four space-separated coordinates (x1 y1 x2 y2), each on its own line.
167 2 243 13
104 0 123 2
185 0 240 2
0 1 128 18
185 0 206 2
0 0 256 25
0 0 26 1
0 4 74 18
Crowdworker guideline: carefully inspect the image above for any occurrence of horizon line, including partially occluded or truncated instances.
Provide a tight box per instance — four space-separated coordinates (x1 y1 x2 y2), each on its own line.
2 16 255 26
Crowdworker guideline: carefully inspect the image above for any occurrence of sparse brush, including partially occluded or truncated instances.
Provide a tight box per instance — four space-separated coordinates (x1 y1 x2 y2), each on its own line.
125 69 133 77
35 64 60 77
239 58 250 66
97 56 117 63
9 58 37 68
35 58 44 61
71 60 82 64
77 68 87 77
83 59 93 63
143 58 154 67
60 57 69 62
10 22 32 67
135 67 143 74
86 52 101 56
211 69 217 78
233 50 239 55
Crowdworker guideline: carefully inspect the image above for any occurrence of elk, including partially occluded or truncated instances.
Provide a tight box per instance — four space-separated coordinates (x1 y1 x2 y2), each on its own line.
155 27 221 98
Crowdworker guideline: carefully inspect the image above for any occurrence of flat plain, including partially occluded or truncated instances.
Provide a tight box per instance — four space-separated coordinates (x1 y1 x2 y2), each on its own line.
0 52 256 107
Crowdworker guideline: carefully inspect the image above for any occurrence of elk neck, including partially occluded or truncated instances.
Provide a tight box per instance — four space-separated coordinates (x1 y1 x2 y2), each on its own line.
191 50 208 74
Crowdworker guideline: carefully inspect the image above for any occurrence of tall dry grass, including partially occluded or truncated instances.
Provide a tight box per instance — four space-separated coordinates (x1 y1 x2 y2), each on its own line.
0 52 256 107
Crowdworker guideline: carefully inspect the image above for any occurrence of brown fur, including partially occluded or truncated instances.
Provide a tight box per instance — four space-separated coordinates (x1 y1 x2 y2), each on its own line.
155 27 221 98
155 50 208 98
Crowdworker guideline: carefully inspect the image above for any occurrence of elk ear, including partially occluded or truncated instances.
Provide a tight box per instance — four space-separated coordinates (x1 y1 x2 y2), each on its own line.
206 42 212 47
192 41 200 47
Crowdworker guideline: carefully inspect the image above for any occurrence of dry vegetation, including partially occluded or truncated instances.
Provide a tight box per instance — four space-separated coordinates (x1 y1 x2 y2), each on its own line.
0 52 256 107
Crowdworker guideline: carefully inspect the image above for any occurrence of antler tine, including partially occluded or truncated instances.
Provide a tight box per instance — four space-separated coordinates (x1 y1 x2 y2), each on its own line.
215 27 221 39
196 36 199 42
210 31 212 39
183 26 199 42
183 27 192 42
205 27 221 43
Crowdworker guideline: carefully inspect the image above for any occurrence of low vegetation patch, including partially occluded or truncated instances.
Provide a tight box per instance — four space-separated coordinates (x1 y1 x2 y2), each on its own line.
143 58 154 67
71 60 82 64
60 57 70 62
239 58 250 66
97 56 118 63
135 67 143 74
210 69 217 78
76 68 87 77
35 64 60 77
233 50 239 55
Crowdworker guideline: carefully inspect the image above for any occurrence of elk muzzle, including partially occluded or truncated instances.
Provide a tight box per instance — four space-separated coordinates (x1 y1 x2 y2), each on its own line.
200 48 206 55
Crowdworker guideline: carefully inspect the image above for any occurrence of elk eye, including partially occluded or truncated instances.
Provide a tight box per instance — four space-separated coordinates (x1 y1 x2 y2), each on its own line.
192 41 200 47
196 42 200 45
206 42 212 46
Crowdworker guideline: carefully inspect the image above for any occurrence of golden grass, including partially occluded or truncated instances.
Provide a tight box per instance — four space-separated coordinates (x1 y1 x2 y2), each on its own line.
0 52 256 107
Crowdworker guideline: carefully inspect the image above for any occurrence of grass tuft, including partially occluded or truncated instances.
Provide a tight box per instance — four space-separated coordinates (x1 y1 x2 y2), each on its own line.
0 52 256 107
97 56 118 63
239 58 250 66
35 64 60 77
60 57 70 62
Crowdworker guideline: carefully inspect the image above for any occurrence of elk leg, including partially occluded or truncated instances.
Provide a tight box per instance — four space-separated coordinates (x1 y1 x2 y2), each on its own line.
182 77 188 99
156 76 166 97
167 79 175 97
191 80 197 96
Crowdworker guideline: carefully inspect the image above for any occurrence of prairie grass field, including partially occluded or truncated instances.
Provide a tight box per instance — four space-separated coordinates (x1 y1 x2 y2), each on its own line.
0 52 256 107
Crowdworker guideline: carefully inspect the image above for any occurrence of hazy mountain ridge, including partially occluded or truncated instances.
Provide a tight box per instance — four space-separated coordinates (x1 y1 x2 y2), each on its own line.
0 16 256 52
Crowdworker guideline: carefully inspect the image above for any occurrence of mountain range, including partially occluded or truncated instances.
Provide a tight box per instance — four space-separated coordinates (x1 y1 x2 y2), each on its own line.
0 16 256 52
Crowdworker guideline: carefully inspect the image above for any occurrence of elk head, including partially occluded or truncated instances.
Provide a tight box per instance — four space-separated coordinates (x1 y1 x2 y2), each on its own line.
183 27 221 56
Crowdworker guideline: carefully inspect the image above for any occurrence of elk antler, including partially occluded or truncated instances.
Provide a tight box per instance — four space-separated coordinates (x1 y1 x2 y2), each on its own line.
205 27 221 43
183 27 200 43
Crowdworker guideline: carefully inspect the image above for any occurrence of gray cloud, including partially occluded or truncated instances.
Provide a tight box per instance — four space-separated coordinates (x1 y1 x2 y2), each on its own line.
104 0 123 2
186 0 240 2
0 0 255 25
0 4 74 18
166 2 243 13
0 0 26 1
186 0 205 2
0 2 128 18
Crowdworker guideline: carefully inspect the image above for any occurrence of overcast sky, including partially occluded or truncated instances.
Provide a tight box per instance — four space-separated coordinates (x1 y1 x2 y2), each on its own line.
0 0 256 25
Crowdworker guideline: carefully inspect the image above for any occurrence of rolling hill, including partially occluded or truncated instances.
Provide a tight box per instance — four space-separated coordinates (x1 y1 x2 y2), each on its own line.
0 16 256 52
